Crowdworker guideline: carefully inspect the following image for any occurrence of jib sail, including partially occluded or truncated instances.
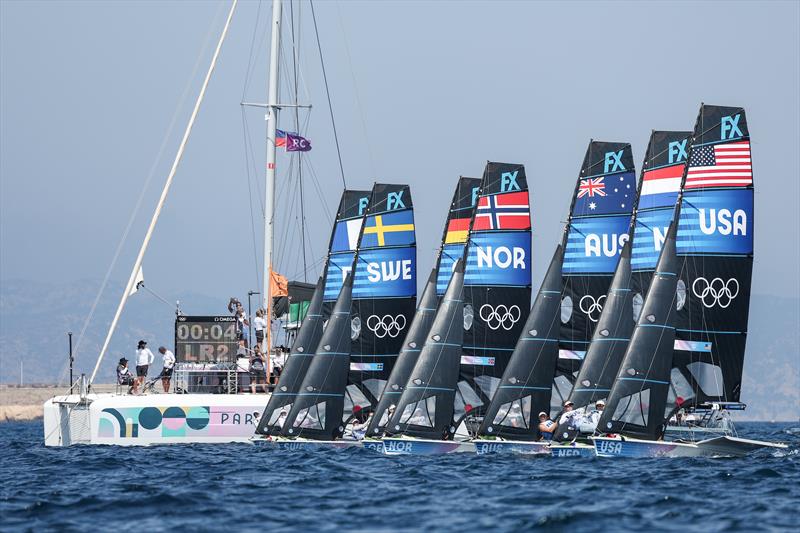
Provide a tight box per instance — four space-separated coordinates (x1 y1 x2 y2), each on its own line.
385 260 465 440
366 177 479 437
477 245 563 440
458 162 532 422
256 190 369 436
282 274 355 440
346 184 417 419
669 105 754 411
563 132 691 420
597 220 680 440
553 142 636 413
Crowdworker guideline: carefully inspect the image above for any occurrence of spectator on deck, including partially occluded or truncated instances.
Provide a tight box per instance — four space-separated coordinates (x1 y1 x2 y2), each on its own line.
250 345 268 393
135 340 154 391
117 357 137 394
254 309 267 347
158 346 175 393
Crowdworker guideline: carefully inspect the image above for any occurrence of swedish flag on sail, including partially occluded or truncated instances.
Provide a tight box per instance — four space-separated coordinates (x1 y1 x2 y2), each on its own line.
360 210 415 248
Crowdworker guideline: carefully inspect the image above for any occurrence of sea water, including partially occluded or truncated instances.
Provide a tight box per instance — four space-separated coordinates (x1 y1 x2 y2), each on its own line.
1 421 798 531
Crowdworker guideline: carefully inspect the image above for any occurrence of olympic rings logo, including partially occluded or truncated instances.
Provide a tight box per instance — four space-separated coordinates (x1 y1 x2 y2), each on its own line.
479 304 521 331
692 277 739 309
367 314 407 338
579 294 606 323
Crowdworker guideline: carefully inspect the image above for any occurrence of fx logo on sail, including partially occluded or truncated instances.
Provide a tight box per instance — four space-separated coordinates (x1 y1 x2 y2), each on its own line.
668 140 688 164
721 114 743 140
604 150 625 174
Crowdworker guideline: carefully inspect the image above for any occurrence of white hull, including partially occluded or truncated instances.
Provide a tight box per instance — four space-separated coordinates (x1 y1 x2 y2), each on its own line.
592 435 787 458
43 392 270 446
251 436 362 450
549 442 596 458
473 439 550 455
381 436 476 455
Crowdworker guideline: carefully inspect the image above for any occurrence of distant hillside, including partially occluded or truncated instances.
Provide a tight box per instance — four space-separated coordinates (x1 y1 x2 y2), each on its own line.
0 279 798 420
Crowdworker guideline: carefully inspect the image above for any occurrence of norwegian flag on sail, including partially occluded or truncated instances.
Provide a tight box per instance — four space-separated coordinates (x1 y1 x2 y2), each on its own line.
685 141 752 189
472 191 530 231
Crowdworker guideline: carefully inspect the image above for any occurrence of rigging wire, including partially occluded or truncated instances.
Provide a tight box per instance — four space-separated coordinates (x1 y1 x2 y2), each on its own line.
310 0 346 188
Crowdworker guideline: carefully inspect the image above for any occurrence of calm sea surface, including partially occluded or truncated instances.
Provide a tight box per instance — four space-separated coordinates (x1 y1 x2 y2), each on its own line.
1 421 798 531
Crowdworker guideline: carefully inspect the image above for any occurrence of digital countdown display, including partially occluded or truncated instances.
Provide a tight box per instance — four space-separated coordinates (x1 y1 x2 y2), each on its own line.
174 316 238 363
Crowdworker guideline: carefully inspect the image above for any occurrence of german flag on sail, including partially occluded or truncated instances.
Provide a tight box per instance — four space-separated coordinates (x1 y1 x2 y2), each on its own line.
444 217 470 244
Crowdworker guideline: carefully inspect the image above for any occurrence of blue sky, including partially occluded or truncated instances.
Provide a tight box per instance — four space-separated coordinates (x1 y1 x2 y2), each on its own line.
2 0 798 305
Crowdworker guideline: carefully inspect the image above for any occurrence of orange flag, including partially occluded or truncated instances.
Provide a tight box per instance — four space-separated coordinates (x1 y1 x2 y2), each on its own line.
270 270 288 298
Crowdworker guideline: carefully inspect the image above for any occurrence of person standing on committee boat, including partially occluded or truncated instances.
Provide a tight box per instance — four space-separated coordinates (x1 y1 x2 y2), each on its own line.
158 346 175 393
135 340 154 391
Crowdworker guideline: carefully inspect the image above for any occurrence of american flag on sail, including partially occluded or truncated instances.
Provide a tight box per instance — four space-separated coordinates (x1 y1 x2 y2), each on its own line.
685 141 752 189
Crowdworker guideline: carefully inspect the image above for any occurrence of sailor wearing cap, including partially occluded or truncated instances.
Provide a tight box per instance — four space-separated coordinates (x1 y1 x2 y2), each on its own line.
558 400 581 430
116 357 137 394
537 411 556 440
579 399 606 433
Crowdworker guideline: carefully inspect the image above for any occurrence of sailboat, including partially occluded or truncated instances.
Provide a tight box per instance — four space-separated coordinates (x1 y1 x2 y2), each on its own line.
381 162 530 455
547 131 690 457
265 184 417 448
253 191 369 439
592 105 787 457
362 177 480 449
472 143 634 455
43 0 353 446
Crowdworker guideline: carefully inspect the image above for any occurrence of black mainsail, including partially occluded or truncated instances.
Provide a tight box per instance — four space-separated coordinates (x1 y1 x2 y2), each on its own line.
669 105 754 412
366 177 479 437
385 260 465 440
458 162 532 422
553 142 636 412
562 131 691 418
347 184 417 418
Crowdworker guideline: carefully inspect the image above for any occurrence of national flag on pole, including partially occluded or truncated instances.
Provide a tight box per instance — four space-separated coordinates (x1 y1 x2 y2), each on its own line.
286 132 312 152
638 163 683 210
472 191 530 231
685 141 752 189
444 217 470 244
275 129 288 148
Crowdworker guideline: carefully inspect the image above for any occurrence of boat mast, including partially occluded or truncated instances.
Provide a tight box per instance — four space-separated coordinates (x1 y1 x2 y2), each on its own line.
88 0 238 385
263 0 282 358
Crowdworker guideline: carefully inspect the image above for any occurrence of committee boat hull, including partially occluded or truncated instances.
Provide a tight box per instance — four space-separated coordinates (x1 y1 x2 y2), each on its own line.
43 393 270 446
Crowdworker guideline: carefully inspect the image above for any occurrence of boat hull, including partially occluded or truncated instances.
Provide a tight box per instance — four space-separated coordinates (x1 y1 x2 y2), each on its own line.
549 442 596 458
253 437 362 450
592 435 786 457
43 392 270 446
381 437 475 455
473 439 550 455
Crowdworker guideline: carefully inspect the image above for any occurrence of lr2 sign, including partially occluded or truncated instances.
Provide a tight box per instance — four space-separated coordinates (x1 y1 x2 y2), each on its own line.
175 316 238 363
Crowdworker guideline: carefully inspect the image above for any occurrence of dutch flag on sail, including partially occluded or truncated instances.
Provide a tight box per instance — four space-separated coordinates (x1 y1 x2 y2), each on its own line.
638 164 683 210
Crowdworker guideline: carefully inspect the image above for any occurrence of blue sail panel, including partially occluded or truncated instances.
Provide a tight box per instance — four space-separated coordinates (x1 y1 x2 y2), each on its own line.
563 215 632 274
677 189 753 255
464 231 531 286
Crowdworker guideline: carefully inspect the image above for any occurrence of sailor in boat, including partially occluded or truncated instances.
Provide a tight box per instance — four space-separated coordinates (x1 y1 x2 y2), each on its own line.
134 340 155 392
157 346 175 393
577 400 605 433
116 357 137 394
537 411 556 440
558 400 582 432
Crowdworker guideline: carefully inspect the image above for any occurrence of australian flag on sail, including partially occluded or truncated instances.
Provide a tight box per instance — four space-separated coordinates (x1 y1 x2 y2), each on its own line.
573 171 636 216
360 210 415 248
472 191 530 231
